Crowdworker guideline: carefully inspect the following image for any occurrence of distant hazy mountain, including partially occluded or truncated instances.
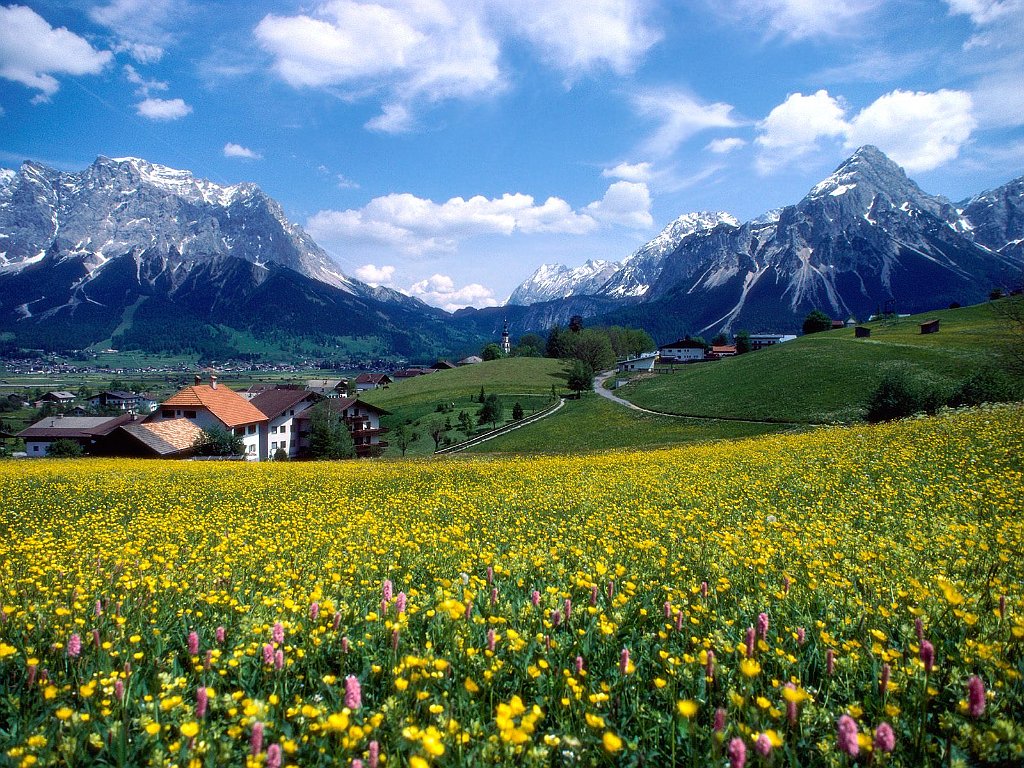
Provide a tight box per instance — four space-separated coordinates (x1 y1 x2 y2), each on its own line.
499 146 1023 336
0 156 470 358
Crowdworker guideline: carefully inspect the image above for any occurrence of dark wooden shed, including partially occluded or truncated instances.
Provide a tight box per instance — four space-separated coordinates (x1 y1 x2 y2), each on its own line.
920 319 940 334
855 326 871 338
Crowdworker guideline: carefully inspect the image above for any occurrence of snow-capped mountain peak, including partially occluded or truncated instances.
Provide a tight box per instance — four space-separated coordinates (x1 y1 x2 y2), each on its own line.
507 259 619 305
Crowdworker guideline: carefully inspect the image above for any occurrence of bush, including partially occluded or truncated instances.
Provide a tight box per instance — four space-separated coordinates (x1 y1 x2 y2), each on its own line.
46 439 85 458
947 368 1021 408
802 309 833 335
866 368 946 423
193 426 244 457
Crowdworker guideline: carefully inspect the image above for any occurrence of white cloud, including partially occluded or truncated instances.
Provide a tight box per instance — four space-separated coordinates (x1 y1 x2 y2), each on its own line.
717 0 881 41
632 88 741 158
705 137 747 154
89 0 177 63
494 0 660 76
755 90 848 173
124 64 167 97
223 142 262 160
585 181 653 228
336 174 360 190
844 90 977 172
944 0 1019 24
136 97 192 120
255 1 502 132
755 88 977 173
602 161 653 182
404 273 499 312
0 5 112 99
355 263 395 285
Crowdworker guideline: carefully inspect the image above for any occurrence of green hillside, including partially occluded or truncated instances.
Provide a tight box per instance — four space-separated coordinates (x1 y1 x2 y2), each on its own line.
463 392 790 455
361 358 569 456
620 298 1023 424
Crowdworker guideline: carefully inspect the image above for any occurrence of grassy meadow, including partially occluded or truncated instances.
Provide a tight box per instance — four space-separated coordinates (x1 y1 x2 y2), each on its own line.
2 404 1023 766
619 300 1022 424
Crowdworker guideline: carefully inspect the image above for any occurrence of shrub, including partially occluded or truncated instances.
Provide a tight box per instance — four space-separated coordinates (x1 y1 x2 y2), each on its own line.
947 368 1021 408
45 438 84 458
866 368 946 422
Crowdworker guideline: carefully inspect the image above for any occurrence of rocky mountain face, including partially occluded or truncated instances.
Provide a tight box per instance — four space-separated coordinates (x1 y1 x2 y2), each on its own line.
502 146 1023 336
507 260 619 305
0 157 467 358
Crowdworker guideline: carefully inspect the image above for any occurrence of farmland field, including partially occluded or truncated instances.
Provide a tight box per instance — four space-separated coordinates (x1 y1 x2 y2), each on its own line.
1 404 1023 766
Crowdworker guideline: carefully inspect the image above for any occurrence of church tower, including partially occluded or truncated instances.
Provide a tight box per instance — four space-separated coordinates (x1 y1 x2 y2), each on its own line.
501 318 511 355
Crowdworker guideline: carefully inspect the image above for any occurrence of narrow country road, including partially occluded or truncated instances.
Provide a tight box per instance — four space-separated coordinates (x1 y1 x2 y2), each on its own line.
592 370 812 426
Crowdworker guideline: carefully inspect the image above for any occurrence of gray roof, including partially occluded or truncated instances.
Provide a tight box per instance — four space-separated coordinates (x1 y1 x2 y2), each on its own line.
19 414 132 439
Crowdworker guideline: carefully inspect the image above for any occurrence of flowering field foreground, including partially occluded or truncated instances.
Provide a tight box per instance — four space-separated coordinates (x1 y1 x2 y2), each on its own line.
2 405 1023 767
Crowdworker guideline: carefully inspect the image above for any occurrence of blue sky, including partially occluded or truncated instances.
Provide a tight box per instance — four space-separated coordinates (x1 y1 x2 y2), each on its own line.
2 1 1023 311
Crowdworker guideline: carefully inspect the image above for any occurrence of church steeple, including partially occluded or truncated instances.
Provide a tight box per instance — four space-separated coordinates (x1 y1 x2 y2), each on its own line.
501 318 511 355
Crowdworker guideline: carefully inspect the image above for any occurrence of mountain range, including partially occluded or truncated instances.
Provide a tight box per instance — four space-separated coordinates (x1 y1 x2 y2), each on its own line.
0 147 1021 361
502 146 1023 336
0 156 471 360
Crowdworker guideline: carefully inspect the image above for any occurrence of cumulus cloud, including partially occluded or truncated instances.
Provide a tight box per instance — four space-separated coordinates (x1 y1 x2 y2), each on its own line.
715 0 881 40
255 1 502 132
585 181 653 228
705 137 747 154
493 0 660 76
632 88 741 158
355 263 395 285
755 90 848 172
844 90 977 171
223 143 262 160
944 0 1019 25
89 0 177 63
755 88 977 173
602 161 653 182
404 273 499 312
136 96 192 120
0 5 112 100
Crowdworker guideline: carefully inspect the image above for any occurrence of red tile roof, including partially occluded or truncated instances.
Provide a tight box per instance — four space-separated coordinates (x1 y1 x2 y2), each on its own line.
250 388 320 419
162 385 267 428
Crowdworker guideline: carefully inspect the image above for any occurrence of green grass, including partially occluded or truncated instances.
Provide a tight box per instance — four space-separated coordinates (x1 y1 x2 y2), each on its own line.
463 392 791 455
361 358 570 457
620 299 1023 424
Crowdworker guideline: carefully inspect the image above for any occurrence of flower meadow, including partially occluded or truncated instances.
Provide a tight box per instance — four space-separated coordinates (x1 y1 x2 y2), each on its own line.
1 405 1023 767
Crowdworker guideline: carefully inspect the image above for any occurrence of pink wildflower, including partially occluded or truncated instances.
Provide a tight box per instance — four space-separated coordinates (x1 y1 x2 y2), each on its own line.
914 616 924 644
836 714 859 757
531 590 541 608
395 592 407 614
351 761 363 768
391 628 399 651
67 633 81 658
782 574 791 593
27 664 37 687
114 678 124 701
728 736 746 768
664 600 672 618
607 580 615 600
797 627 806 645
345 675 362 710
266 744 282 768
274 649 284 670
826 648 835 676
755 733 772 757
486 566 493 584
204 650 212 671
368 741 379 768
675 610 683 631
575 655 584 675
619 647 630 675
262 643 274 665
382 579 393 603
590 585 598 606
95 600 103 616
250 722 264 756
874 722 895 753
487 628 496 652
310 602 320 621
333 613 342 630
92 628 101 648
880 663 891 697
216 626 226 644
341 636 350 654
464 601 472 620
967 675 986 718
490 587 498 606
713 707 726 732
757 612 769 639
188 631 199 656
564 598 572 621
701 581 708 598
705 649 715 680
745 627 756 658
551 609 562 628
920 639 935 673
785 683 798 726
272 622 284 645
197 686 208 718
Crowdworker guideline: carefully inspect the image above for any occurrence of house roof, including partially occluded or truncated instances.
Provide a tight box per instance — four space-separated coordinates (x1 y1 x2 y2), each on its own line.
307 379 344 389
95 390 140 399
711 345 737 354
660 339 706 349
355 373 391 383
43 391 77 400
118 419 205 456
162 385 267 428
432 360 457 369
19 414 133 439
250 388 320 419
458 355 483 365
295 397 391 419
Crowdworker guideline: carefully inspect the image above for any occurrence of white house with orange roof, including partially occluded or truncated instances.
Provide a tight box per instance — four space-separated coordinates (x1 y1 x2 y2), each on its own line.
150 374 268 460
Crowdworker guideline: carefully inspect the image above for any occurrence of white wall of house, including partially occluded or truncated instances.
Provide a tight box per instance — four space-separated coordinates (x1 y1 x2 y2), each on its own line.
26 440 51 456
267 401 315 458
152 407 264 460
659 345 704 361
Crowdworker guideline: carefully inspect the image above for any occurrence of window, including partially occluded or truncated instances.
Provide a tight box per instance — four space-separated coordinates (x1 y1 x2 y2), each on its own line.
271 441 277 450
161 410 174 419
281 425 288 433
247 444 255 454
32 445 40 452
234 428 245 437
184 410 197 419
247 425 256 435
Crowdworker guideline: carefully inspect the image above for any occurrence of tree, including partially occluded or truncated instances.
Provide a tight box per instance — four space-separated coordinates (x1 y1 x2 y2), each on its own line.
46 438 84 458
568 314 584 333
566 360 594 398
481 343 504 361
193 426 244 457
512 401 524 420
458 410 474 436
735 330 751 354
546 325 571 359
513 333 546 357
478 386 486 404
712 332 729 347
393 423 416 456
606 326 655 358
272 447 288 461
802 309 833 335
308 403 355 459
568 329 616 372
865 368 945 423
478 394 504 429
423 414 450 451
